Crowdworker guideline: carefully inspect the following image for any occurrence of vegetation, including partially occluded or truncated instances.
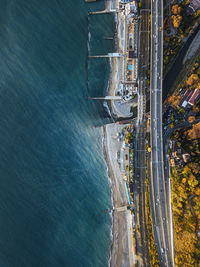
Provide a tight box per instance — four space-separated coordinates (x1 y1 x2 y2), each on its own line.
146 156 160 266
167 95 181 109
186 73 199 87
186 121 200 139
171 127 200 266
125 124 134 144
125 131 134 144
167 57 200 112
163 0 200 71
187 115 195 123
171 4 182 28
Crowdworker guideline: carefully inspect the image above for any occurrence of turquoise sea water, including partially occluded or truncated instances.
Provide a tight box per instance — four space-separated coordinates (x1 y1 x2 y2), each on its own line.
0 1 115 266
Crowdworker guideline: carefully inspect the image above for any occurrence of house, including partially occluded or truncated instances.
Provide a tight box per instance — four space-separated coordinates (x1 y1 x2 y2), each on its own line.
170 159 175 167
180 90 193 108
189 0 200 12
171 140 176 152
182 153 191 163
188 88 200 106
172 151 177 158
177 148 182 154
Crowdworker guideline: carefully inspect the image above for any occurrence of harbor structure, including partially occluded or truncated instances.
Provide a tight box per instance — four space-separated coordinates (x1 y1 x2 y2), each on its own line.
86 0 139 103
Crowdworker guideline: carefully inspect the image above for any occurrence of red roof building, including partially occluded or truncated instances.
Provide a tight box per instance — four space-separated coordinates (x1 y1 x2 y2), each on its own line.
188 88 200 106
180 90 193 108
189 0 200 12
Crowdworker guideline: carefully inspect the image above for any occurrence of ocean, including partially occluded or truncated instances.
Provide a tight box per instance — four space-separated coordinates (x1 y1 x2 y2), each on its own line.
0 1 115 266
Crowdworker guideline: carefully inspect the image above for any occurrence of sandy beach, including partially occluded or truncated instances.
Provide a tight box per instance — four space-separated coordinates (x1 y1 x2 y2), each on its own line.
103 124 135 267
102 3 136 266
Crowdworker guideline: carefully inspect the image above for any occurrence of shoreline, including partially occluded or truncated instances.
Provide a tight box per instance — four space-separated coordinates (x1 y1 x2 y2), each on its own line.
102 2 135 266
103 124 134 267
102 126 116 267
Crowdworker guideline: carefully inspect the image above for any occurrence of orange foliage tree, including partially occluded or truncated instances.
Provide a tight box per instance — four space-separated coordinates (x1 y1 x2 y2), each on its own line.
171 15 182 28
186 74 199 86
187 116 195 123
186 121 200 139
171 4 182 28
172 4 181 15
168 95 181 108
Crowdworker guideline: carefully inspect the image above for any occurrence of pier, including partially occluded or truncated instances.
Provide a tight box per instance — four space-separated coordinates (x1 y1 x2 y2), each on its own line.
103 37 114 40
88 53 122 58
89 96 122 100
86 3 121 100
104 205 130 213
88 10 118 15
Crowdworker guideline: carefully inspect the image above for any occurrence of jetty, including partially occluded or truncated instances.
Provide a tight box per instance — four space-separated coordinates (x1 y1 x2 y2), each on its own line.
104 37 114 40
88 10 118 15
89 96 122 100
88 53 122 58
104 205 131 212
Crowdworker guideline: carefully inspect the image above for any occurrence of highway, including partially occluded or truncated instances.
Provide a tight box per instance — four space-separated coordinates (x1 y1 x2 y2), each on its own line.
150 0 174 266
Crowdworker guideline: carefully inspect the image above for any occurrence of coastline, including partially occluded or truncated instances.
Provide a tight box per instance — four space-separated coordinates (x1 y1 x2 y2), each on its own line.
108 12 137 120
103 124 134 267
102 2 135 266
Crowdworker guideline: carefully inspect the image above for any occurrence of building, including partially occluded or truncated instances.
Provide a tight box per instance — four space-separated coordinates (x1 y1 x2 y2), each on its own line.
188 88 200 106
182 153 191 163
127 19 138 58
179 88 200 108
170 159 175 167
116 82 137 101
172 152 177 158
128 50 135 59
180 90 193 108
133 58 138 81
120 0 133 3
189 0 200 12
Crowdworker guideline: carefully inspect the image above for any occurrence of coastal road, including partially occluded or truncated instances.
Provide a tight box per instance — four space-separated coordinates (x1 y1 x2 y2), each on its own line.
150 0 174 266
134 0 150 265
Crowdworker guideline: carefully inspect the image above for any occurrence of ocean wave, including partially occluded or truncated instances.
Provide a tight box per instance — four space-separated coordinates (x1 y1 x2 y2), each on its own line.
101 126 114 267
87 31 91 53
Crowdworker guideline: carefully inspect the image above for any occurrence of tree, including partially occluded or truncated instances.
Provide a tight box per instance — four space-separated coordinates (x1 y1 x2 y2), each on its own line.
187 121 200 139
186 74 199 86
188 116 195 123
171 14 182 28
172 4 181 15
168 95 181 108
195 67 200 75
